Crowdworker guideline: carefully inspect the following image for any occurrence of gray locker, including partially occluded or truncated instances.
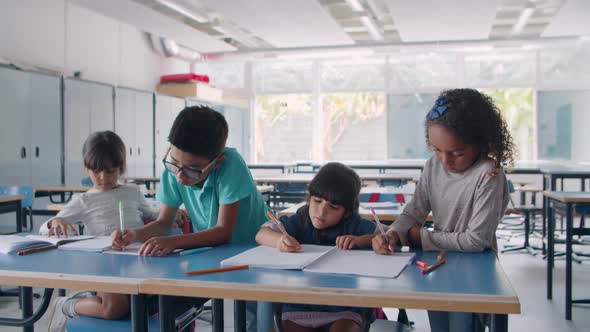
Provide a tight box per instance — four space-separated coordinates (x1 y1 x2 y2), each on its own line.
64 79 114 186
115 88 154 178
154 94 185 177
0 67 61 186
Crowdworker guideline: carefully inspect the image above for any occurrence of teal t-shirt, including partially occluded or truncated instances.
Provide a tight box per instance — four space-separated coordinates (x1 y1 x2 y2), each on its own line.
156 147 268 243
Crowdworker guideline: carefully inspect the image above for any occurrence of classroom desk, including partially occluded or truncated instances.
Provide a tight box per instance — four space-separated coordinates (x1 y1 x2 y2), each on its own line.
33 186 89 204
0 195 25 233
0 249 146 332
278 201 432 223
248 163 297 174
544 191 590 320
140 244 520 332
309 160 427 173
255 173 420 187
124 177 160 190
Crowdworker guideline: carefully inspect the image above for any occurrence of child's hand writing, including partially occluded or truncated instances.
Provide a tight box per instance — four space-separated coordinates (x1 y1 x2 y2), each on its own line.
139 236 176 256
48 218 79 237
111 229 137 250
336 235 359 250
372 232 399 255
277 234 301 253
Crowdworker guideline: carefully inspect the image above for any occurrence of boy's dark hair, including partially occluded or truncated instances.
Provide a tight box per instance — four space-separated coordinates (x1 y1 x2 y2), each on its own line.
425 88 515 168
168 105 228 160
83 130 126 174
307 162 361 214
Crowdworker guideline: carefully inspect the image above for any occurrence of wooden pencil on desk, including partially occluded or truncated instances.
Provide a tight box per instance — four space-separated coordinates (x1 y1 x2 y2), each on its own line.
18 244 59 256
185 265 249 276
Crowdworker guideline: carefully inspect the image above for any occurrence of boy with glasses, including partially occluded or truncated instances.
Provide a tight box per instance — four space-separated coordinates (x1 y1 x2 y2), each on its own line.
112 105 272 331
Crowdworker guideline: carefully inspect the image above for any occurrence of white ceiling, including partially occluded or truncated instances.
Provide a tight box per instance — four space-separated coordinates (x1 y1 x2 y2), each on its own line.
73 0 586 55
385 0 499 42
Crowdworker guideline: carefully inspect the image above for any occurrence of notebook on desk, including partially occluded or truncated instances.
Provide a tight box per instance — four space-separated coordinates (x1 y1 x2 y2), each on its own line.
0 234 95 254
221 245 415 278
60 236 182 255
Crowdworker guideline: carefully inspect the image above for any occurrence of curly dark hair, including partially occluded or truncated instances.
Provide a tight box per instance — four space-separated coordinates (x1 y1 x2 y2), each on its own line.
425 88 515 168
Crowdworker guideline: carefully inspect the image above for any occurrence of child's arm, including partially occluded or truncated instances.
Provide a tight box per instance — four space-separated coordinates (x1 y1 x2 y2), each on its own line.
256 226 301 252
136 201 241 256
39 195 85 237
336 234 374 250
112 203 177 249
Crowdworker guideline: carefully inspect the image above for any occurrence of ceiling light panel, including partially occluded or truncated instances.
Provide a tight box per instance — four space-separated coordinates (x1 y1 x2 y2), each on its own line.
71 0 235 52
201 0 354 48
385 0 499 42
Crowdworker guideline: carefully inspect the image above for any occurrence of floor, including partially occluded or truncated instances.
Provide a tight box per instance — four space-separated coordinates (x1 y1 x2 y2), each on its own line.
1 219 589 332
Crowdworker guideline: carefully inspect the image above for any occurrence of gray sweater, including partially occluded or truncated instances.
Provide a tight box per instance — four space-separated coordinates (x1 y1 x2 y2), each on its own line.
389 156 509 252
39 184 157 236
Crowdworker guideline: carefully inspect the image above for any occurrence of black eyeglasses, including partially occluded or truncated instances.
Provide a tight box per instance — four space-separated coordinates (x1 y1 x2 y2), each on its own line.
162 148 218 180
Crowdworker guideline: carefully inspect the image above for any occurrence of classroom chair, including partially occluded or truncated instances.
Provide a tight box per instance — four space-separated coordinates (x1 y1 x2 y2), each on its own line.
0 185 34 231
271 303 413 332
501 180 543 255
81 177 93 187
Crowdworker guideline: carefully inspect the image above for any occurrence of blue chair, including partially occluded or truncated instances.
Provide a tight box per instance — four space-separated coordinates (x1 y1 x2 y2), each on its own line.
66 315 161 332
81 177 93 187
0 185 34 232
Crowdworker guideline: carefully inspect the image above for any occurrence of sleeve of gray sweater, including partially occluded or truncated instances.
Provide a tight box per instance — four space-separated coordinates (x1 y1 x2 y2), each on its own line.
420 171 507 252
38 194 85 235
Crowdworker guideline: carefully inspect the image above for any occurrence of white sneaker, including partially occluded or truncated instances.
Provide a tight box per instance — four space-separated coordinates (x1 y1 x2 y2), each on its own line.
47 296 69 332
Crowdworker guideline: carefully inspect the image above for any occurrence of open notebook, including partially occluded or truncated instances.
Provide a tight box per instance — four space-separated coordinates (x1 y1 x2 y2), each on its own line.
0 235 95 254
59 236 182 255
221 245 415 278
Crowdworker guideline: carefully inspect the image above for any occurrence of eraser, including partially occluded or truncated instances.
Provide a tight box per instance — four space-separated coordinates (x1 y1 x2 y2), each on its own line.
401 246 410 253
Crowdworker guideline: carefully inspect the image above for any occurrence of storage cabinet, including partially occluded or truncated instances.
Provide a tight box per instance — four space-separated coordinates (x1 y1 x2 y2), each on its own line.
115 88 154 178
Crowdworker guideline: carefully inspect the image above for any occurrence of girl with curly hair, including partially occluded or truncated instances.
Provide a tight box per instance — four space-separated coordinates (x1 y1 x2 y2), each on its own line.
373 88 515 332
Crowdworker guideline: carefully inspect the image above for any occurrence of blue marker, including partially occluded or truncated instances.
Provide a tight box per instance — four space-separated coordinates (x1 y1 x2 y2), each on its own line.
178 246 212 256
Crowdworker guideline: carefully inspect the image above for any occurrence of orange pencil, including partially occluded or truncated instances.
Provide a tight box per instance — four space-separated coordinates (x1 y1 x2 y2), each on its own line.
18 245 58 256
185 265 249 276
266 211 288 236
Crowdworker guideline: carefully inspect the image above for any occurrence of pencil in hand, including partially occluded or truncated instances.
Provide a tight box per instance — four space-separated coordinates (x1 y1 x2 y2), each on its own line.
266 211 288 236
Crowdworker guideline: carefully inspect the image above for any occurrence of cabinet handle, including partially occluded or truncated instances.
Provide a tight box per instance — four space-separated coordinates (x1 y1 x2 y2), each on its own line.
35 146 39 158
137 147 141 156
21 147 26 159
129 147 133 156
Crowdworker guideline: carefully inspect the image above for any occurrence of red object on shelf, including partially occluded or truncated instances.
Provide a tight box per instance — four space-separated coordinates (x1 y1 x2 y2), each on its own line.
160 73 210 84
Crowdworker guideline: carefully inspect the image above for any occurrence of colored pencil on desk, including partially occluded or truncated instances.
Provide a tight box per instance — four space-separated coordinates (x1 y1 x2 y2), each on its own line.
266 211 288 236
18 244 58 256
185 265 249 276
178 246 212 256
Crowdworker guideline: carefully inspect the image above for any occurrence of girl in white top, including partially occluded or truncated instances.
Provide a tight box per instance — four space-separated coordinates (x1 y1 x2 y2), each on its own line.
373 89 515 332
42 131 157 332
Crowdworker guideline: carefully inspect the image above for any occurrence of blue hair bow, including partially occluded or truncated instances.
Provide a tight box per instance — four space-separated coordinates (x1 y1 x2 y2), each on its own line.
426 96 449 120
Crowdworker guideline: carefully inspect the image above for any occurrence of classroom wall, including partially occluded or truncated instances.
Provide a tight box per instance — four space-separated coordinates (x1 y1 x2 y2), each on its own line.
0 0 189 91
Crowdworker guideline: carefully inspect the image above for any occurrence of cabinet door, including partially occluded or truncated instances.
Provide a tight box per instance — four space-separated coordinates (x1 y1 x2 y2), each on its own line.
90 84 114 132
115 88 136 177
155 95 184 176
0 67 31 185
134 91 154 177
64 79 91 186
30 73 62 186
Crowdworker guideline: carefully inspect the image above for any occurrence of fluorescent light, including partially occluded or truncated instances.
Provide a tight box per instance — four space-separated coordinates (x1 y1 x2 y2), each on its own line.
360 16 383 41
345 0 364 12
212 25 258 48
511 7 534 36
155 0 208 23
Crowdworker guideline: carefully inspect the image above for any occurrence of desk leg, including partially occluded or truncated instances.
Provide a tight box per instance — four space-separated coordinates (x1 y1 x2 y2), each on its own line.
547 201 554 300
131 294 147 332
158 295 175 332
566 203 573 320
490 314 508 332
20 287 33 332
234 300 246 332
16 200 22 233
212 299 224 332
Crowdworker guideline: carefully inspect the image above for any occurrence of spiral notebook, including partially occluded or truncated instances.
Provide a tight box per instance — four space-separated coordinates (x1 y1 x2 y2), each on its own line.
0 234 95 254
